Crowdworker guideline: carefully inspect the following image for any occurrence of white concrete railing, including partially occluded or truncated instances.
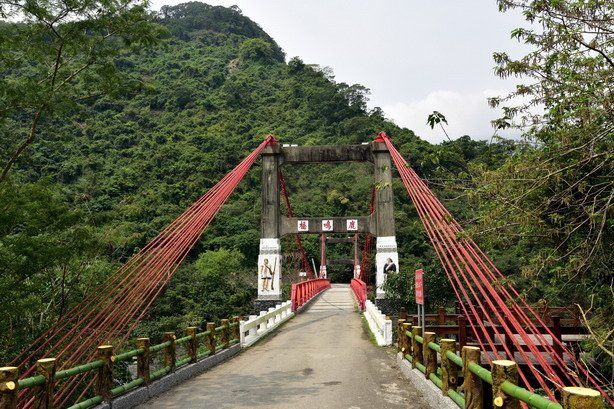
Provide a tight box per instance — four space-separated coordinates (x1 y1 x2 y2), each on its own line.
364 300 392 346
240 301 294 347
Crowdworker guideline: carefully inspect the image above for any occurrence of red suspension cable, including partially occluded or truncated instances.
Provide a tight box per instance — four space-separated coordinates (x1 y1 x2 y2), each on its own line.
359 187 376 282
279 171 313 278
320 234 326 277
377 132 612 405
14 135 278 408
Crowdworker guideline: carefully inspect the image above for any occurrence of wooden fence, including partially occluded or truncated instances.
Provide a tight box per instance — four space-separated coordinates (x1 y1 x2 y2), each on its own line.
396 319 603 409
0 317 241 409
399 307 587 360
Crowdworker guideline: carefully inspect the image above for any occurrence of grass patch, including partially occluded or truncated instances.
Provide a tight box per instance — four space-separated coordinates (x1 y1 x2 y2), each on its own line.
359 312 378 346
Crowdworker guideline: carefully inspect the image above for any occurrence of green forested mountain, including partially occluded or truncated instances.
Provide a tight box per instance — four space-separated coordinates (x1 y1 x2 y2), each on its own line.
0 1 490 358
1 1 610 377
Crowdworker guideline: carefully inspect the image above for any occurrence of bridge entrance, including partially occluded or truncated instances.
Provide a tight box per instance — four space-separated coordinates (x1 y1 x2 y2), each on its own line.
320 234 359 283
257 139 398 311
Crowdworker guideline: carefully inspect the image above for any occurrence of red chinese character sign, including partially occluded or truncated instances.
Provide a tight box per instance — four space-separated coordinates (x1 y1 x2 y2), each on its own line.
346 219 358 231
297 220 309 232
415 269 424 304
322 220 333 232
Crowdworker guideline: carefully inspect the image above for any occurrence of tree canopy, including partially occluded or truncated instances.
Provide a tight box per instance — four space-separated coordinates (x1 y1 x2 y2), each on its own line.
472 0 613 378
0 0 166 181
0 2 610 384
1 1 459 360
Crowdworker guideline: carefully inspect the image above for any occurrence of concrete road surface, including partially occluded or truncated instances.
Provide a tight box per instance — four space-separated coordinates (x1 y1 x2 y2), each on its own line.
139 284 429 408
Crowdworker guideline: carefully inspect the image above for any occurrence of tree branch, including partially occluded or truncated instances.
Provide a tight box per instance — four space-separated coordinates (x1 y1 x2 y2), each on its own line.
0 108 44 182
576 300 614 360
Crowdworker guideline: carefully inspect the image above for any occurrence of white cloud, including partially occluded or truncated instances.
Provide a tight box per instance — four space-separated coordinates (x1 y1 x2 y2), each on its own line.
382 90 520 144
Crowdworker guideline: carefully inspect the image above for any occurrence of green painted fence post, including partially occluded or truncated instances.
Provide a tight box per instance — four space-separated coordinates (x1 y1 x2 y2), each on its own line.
492 360 519 409
561 387 603 409
233 316 241 342
136 338 150 385
96 345 113 402
163 332 176 373
221 319 230 349
411 326 422 368
35 358 56 409
206 323 216 356
440 339 458 396
423 332 437 380
402 322 412 358
461 346 483 409
0 366 18 409
397 319 406 353
186 327 197 363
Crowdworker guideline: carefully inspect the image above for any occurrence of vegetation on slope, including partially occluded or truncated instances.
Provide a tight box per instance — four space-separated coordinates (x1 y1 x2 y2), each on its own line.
0 2 463 358
0 1 610 384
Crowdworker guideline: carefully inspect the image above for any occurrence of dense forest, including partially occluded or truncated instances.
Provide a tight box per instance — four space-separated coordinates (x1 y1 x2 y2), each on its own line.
0 0 611 386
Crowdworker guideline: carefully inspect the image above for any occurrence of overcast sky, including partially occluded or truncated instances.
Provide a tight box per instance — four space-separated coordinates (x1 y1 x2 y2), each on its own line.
150 1 533 143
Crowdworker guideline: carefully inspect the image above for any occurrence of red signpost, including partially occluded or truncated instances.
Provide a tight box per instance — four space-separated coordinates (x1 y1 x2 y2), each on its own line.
415 269 425 336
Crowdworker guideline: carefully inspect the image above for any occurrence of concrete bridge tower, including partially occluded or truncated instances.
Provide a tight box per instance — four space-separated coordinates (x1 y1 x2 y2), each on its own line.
256 137 399 312
257 143 283 308
372 138 399 309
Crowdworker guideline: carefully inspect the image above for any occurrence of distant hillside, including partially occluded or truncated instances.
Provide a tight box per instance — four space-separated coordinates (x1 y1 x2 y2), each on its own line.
14 1 436 253
158 2 285 62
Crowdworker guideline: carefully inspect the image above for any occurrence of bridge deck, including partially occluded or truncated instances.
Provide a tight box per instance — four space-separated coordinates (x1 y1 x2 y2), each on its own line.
139 284 429 408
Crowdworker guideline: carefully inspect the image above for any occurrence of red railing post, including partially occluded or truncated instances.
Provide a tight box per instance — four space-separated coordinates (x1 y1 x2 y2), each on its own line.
301 284 304 306
458 315 467 349
552 315 563 359
361 280 366 307
350 278 367 310
291 279 330 312
291 283 297 311
302 283 306 305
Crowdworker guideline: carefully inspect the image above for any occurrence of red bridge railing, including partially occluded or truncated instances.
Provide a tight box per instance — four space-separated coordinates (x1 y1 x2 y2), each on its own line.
291 279 330 311
350 278 367 311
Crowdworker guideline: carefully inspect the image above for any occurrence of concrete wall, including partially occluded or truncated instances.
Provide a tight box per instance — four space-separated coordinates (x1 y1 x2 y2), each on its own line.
396 353 458 409
92 345 241 409
240 301 293 347
364 300 393 346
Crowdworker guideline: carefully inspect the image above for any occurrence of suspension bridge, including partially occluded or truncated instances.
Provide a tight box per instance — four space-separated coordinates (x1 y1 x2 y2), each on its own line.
0 133 610 409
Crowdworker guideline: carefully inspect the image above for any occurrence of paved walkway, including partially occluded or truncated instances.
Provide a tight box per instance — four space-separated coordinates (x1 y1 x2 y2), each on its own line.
140 284 429 409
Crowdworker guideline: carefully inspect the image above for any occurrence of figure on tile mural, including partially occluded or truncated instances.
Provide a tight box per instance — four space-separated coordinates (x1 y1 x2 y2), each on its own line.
260 258 273 291
382 257 397 283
